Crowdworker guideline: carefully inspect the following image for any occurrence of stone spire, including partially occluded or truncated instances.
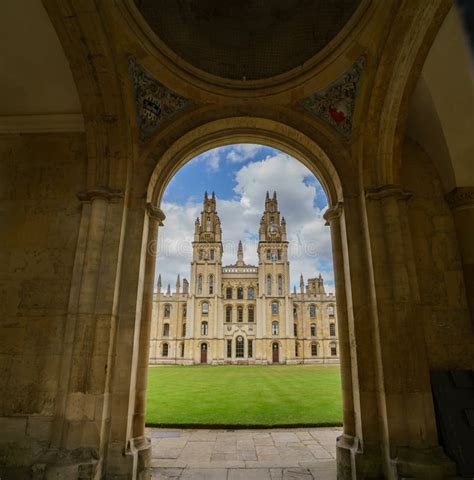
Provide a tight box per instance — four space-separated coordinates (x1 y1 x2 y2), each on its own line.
236 240 244 266
293 285 297 295
157 274 161 293
166 283 171 296
300 274 304 295
176 274 181 294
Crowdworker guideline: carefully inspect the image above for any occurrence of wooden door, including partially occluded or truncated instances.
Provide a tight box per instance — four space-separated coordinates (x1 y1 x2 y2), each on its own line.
200 343 208 364
272 343 279 363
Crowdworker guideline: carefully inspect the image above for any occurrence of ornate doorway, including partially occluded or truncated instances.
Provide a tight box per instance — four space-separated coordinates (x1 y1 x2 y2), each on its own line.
200 343 208 364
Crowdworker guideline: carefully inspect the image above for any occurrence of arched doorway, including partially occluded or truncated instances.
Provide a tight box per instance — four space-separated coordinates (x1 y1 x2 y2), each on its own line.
272 342 279 364
200 343 208 364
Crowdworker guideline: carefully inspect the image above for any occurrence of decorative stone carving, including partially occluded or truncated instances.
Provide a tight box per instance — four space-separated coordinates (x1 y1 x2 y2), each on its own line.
298 57 365 137
77 186 124 203
323 202 344 226
128 58 192 141
445 187 474 211
146 202 166 225
365 184 412 201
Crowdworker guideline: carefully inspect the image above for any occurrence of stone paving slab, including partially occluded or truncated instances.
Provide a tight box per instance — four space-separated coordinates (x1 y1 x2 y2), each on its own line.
149 427 340 479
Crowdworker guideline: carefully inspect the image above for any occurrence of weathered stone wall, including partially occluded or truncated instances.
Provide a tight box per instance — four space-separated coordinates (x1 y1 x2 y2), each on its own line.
402 138 474 369
0 133 87 467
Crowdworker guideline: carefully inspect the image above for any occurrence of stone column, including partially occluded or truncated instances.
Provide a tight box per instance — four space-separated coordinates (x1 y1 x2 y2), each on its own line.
132 203 165 441
323 202 356 439
446 187 474 328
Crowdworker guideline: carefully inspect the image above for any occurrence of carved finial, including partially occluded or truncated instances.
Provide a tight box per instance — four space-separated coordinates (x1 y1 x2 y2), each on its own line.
266 191 270 200
166 283 171 295
157 274 162 291
300 274 304 295
273 191 277 200
237 240 244 266
212 191 215 199
204 191 208 201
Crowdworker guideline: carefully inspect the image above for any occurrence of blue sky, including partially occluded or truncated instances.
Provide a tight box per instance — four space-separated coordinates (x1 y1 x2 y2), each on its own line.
156 144 334 293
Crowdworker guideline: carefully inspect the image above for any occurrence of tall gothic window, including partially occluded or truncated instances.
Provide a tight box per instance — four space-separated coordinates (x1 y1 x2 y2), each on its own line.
206 216 211 231
295 342 299 357
164 304 171 318
293 323 297 336
311 343 317 356
226 287 232 299
163 323 169 336
277 249 282 260
227 339 232 358
271 301 279 315
248 306 254 322
310 323 316 337
182 323 186 337
247 287 254 299
330 323 336 336
183 306 187 317
201 321 208 336
248 339 253 358
330 343 337 356
225 305 232 322
236 336 244 358
328 305 335 317
162 343 169 357
180 343 184 357
266 275 272 295
210 249 215 260
266 249 271 260
197 275 202 294
201 302 209 315
198 249 204 260
272 321 279 335
237 306 243 322
208 274 214 295
309 304 316 318
278 275 283 295
293 306 297 318
237 287 244 299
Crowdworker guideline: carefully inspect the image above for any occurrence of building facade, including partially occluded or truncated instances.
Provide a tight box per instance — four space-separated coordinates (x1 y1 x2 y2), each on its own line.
149 192 339 365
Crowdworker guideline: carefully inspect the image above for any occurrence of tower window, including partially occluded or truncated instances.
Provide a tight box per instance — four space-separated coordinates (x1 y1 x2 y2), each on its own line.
209 275 214 295
328 305 335 318
183 306 187 317
309 304 316 318
201 302 209 315
311 343 317 356
266 275 272 295
163 323 170 337
271 301 279 315
330 343 337 356
225 305 232 322
197 275 202 295
237 287 244 299
293 306 297 318
236 336 244 358
248 306 254 322
277 249 282 260
272 321 279 335
201 321 208 336
247 287 254 299
294 323 297 336
310 323 316 337
198 249 204 260
210 249 215 260
206 217 211 231
237 306 243 322
182 323 186 337
226 287 232 299
330 323 336 336
278 275 283 295
162 343 169 357
266 249 271 260
164 304 171 318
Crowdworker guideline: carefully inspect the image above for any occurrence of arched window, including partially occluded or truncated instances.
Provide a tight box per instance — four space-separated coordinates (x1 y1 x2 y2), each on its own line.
311 343 317 356
293 323 297 336
225 305 232 322
180 343 185 357
227 339 232 358
293 306 297 318
248 305 255 322
328 305 335 317
248 339 253 358
206 216 211 231
330 343 337 356
162 343 169 357
210 249 215 260
330 323 336 336
266 275 272 295
271 301 279 315
198 249 204 260
164 304 171 318
208 274 214 295
309 304 316 318
277 249 282 260
295 342 299 357
183 305 187 317
226 287 232 299
247 287 254 299
272 321 279 335
237 287 244 299
278 275 283 295
201 321 208 336
266 249 271 260
182 323 186 337
235 336 244 358
201 302 209 315
237 306 243 322
310 323 316 337
163 323 169 336
197 274 202 294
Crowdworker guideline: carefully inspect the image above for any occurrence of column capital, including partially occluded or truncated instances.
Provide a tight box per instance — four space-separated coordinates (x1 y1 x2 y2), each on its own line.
445 187 474 211
365 184 412 201
323 201 343 226
146 202 166 225
77 186 123 203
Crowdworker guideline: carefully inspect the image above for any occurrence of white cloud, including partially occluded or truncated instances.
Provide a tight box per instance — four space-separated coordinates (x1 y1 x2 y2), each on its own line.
197 148 221 172
155 151 334 293
226 144 263 163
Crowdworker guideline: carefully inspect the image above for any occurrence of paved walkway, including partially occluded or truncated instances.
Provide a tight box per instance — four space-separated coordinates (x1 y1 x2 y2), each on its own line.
149 427 340 479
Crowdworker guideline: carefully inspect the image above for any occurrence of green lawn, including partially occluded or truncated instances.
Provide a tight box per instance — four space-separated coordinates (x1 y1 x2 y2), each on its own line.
146 365 342 426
